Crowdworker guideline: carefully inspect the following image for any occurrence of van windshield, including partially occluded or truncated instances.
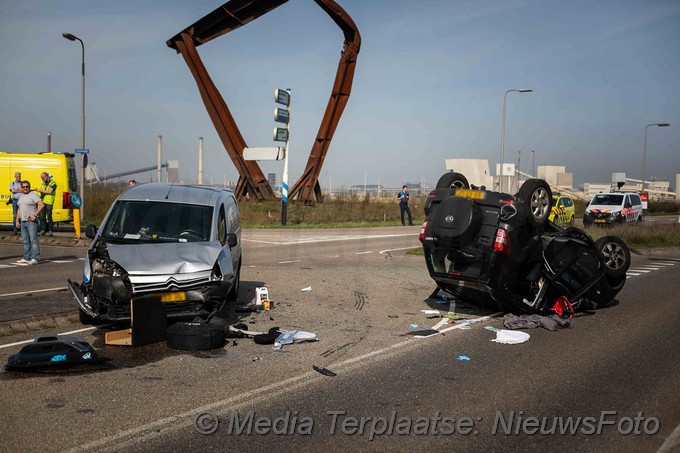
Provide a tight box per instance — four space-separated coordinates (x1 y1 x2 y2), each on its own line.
590 194 623 206
100 200 213 242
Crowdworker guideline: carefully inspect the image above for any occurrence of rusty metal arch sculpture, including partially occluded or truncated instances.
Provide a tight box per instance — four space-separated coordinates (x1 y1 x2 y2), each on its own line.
167 0 361 203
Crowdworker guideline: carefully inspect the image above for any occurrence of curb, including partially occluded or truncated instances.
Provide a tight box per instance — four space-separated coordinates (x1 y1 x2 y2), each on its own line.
0 233 90 247
0 312 79 337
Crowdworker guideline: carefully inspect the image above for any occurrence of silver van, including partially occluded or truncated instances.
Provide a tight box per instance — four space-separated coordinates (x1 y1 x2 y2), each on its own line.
68 184 242 323
583 192 643 226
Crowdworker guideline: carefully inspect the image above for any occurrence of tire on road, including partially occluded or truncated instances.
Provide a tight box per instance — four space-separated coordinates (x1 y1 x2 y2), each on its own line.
166 322 225 351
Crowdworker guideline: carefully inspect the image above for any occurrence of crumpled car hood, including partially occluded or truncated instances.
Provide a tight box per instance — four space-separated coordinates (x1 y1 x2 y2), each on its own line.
105 241 222 275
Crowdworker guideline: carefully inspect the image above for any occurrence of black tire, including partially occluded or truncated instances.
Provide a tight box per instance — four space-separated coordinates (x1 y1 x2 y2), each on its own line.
569 216 575 227
517 179 552 226
227 257 241 301
436 172 470 189
595 236 631 277
166 322 225 351
637 215 643 224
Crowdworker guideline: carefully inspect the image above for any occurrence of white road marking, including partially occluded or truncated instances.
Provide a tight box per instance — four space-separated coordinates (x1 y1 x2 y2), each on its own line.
0 326 100 350
654 262 676 266
277 260 300 264
0 287 67 298
51 260 74 264
379 246 417 255
628 269 651 273
242 232 416 246
0 265 14 268
355 251 373 255
627 273 641 276
326 255 340 258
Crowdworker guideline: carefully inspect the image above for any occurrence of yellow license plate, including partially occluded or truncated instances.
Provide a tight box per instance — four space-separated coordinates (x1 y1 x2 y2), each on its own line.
455 189 486 200
595 219 606 223
158 292 187 303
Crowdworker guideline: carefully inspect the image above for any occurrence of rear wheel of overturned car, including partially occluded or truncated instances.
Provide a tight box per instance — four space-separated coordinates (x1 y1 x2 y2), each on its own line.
595 236 630 278
517 179 552 227
436 172 470 189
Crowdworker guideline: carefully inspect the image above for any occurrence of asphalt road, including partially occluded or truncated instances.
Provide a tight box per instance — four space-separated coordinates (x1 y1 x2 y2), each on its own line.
0 227 679 452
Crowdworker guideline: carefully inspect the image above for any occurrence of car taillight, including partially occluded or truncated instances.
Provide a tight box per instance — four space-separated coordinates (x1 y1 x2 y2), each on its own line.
494 228 511 255
418 221 428 243
63 192 70 209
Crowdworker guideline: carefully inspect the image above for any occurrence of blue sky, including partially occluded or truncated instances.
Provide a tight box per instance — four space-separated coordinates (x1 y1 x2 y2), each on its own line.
1 0 678 189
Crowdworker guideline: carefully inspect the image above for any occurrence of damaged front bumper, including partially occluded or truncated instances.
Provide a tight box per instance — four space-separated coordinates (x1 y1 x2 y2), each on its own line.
67 276 231 322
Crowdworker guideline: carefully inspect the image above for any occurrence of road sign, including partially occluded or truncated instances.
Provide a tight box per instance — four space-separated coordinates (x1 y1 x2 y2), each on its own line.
74 148 90 154
83 154 88 168
243 147 285 161
274 107 289 124
275 88 290 106
640 192 649 210
71 193 82 208
273 127 289 142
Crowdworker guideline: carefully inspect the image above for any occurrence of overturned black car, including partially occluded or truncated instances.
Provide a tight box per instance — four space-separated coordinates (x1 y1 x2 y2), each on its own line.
419 172 631 314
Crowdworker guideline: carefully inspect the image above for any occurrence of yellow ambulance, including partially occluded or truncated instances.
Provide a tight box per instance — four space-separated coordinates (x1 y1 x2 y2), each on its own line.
0 152 78 224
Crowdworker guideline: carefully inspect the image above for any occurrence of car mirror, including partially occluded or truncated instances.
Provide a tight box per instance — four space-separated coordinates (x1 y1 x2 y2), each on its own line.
226 233 238 248
85 224 98 239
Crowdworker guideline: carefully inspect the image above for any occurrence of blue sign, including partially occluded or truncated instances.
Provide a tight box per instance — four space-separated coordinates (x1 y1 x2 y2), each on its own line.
71 193 82 208
74 148 90 154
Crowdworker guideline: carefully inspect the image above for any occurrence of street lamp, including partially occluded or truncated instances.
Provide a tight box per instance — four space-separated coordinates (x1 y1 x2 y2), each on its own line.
62 32 86 221
500 88 532 192
642 123 670 191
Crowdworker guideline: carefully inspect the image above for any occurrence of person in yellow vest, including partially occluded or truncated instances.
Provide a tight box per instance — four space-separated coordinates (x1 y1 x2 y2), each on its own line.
36 172 57 236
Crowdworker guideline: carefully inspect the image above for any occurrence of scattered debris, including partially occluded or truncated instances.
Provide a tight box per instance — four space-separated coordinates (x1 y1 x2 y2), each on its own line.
255 287 269 306
388 314 399 319
421 309 440 315
491 329 530 344
502 313 571 331
313 365 337 377
445 313 460 320
251 356 261 362
6 334 111 371
301 286 312 292
409 323 431 329
456 356 471 361
273 330 318 350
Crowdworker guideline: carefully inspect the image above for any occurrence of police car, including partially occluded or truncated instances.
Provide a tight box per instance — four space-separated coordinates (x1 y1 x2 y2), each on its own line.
548 194 576 227
583 192 643 226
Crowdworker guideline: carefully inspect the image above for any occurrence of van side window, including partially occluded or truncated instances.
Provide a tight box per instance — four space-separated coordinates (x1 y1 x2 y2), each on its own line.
631 195 641 205
217 206 227 245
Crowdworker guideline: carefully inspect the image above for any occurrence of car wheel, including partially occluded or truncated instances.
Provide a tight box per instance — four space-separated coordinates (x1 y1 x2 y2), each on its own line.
517 179 552 226
595 236 631 277
227 257 241 301
436 172 470 189
569 216 575 227
637 215 643 224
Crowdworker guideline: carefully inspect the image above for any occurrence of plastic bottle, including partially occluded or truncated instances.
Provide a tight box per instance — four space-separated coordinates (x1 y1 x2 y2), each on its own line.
273 330 297 350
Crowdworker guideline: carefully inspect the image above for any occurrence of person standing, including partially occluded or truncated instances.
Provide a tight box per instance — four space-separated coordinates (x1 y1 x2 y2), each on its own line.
397 184 413 226
37 172 57 236
9 171 22 234
15 180 44 265
128 179 137 187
